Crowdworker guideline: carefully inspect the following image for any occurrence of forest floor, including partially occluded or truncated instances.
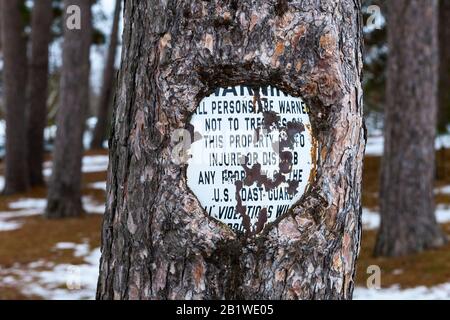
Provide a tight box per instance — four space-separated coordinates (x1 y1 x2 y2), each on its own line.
1 147 450 299
353 149 450 299
0 150 107 299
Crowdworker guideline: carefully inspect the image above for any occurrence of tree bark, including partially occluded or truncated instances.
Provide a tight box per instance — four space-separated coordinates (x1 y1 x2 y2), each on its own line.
97 0 364 300
375 0 447 257
90 0 121 150
27 0 53 187
45 0 92 218
1 0 29 194
438 0 450 133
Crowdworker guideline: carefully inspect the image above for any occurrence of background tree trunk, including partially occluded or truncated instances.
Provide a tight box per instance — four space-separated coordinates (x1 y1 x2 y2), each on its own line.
90 0 121 150
46 0 92 218
1 0 29 194
97 0 364 300
438 0 450 133
0 1 2 56
375 0 447 257
27 0 53 187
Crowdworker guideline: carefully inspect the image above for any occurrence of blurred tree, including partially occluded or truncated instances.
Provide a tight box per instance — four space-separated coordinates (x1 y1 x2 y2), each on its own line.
375 0 447 257
27 0 53 187
91 0 121 149
46 0 92 218
0 0 2 114
0 1 2 56
50 0 104 45
1 0 29 194
362 0 450 134
439 0 450 133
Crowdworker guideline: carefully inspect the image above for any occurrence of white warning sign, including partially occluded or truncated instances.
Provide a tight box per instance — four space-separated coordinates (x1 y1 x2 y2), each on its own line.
186 85 314 235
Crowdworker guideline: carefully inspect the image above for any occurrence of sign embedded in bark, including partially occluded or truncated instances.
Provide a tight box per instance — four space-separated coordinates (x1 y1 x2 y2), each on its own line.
187 85 314 235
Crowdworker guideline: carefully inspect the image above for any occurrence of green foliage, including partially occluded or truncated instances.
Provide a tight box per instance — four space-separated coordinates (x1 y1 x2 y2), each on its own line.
20 1 32 29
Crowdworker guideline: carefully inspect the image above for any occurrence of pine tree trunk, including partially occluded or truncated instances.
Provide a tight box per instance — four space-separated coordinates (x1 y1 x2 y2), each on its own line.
0 1 2 56
375 0 447 257
90 0 121 150
97 0 364 300
27 0 53 187
438 0 450 133
1 0 29 194
45 0 92 218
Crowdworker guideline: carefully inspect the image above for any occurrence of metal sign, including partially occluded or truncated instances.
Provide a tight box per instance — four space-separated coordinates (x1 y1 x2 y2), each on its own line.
187 85 314 235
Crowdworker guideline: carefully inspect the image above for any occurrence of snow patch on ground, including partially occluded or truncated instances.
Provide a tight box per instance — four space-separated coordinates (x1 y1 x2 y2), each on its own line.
436 205 450 224
89 181 107 191
81 155 109 173
365 135 384 157
5 196 104 216
436 134 450 150
435 185 450 195
365 133 450 157
354 283 450 300
54 242 91 258
9 198 47 211
83 196 105 214
0 220 22 232
0 199 48 232
43 155 109 177
362 208 381 230
0 244 100 300
0 195 105 233
362 205 450 230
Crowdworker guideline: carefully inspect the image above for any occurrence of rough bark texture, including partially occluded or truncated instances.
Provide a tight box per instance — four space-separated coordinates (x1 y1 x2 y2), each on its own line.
91 0 122 149
46 0 92 218
375 0 447 257
438 0 450 133
97 0 364 300
1 0 29 194
27 0 53 187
